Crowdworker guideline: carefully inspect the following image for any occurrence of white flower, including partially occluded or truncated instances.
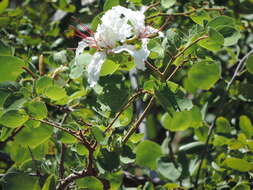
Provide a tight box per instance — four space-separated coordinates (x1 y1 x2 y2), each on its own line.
73 6 163 87
86 52 106 87
112 38 150 71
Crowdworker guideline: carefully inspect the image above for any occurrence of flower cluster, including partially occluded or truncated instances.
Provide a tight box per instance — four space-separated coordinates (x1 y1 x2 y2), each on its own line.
74 6 162 87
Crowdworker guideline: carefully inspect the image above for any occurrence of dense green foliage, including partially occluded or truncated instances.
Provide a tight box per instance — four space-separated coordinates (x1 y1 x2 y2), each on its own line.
0 0 253 189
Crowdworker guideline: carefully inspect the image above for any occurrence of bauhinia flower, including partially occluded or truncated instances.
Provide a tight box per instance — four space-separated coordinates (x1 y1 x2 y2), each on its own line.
73 5 162 87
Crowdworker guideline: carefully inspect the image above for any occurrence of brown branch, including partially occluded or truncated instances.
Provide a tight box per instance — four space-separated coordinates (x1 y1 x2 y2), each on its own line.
33 118 81 141
162 35 208 80
146 7 226 20
122 96 156 144
58 113 69 180
146 2 160 11
56 131 98 190
59 144 66 179
22 67 37 79
145 61 163 77
104 89 152 134
166 59 189 81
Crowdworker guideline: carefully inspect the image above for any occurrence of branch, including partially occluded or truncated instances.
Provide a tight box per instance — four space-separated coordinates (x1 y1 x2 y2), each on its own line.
56 131 97 190
145 61 163 77
166 60 189 81
104 89 152 133
122 96 155 144
226 49 253 91
146 7 226 20
33 118 81 141
58 113 69 179
22 67 37 79
194 123 215 188
162 35 208 80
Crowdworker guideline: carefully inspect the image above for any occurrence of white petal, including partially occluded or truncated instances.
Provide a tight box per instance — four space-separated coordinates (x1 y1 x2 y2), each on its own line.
87 52 106 87
76 40 88 57
112 39 150 71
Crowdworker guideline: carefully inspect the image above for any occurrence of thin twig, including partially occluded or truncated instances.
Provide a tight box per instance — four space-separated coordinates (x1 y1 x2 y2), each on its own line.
59 144 66 179
146 7 226 20
59 113 69 179
28 146 41 177
226 49 253 91
145 61 163 77
22 66 37 79
33 118 81 141
104 89 152 133
162 35 208 80
122 96 156 144
146 2 160 11
166 60 189 81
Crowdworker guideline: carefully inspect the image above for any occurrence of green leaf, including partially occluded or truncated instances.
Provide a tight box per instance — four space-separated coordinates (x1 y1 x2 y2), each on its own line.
0 0 9 14
118 106 133 126
103 0 119 11
246 55 253 75
161 110 191 131
239 115 253 139
232 183 251 190
198 28 224 51
0 109 28 128
100 59 119 76
217 26 241 46
76 176 103 190
161 0 176 9
224 157 253 172
189 107 203 128
190 10 211 26
91 126 106 145
27 101 48 119
213 135 230 146
0 170 40 190
42 175 56 190
208 16 235 29
15 123 53 148
215 116 231 134
70 53 92 79
0 40 12 56
44 85 67 101
97 149 120 171
155 82 192 114
148 38 164 59
59 132 78 144
0 56 26 82
135 140 162 169
188 61 221 90
35 76 53 94
157 159 182 181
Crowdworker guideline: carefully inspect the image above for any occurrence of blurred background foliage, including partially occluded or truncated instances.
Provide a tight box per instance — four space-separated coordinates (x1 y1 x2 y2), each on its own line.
0 0 253 190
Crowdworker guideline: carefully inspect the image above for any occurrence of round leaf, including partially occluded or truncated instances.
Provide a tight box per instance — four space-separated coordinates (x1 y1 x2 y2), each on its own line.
27 101 48 119
15 123 53 148
135 140 162 169
0 56 26 82
246 55 253 75
224 157 253 172
76 176 103 190
0 109 28 128
44 85 67 101
188 61 221 90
